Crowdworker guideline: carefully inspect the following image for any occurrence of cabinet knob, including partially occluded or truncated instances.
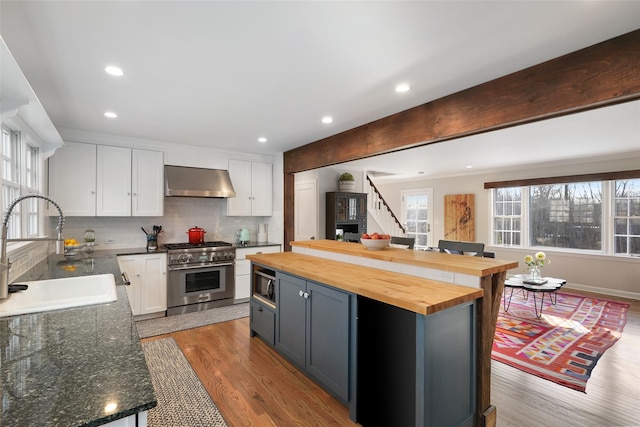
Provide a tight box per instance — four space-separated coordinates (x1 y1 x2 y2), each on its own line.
303 292 310 299
299 290 304 297
258 306 263 312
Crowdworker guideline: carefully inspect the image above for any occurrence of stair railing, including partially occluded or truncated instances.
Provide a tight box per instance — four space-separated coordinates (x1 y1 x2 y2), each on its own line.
366 175 406 235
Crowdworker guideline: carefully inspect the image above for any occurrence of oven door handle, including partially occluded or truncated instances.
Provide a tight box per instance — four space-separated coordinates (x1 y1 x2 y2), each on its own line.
168 262 234 271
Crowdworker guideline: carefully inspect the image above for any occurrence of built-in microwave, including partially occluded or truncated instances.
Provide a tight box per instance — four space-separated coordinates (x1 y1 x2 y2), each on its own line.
253 268 276 307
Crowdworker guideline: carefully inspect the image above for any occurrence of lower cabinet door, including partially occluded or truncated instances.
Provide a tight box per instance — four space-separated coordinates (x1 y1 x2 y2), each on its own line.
275 273 306 367
306 281 350 401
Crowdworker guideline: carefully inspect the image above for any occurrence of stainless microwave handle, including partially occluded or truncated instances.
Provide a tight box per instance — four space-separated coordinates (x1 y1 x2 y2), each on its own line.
168 262 234 271
255 270 276 281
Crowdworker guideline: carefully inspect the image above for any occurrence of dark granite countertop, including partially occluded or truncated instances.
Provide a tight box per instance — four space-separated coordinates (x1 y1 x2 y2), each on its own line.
0 250 157 426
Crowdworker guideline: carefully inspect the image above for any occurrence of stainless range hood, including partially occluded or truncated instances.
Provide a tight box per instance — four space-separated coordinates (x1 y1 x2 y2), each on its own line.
164 165 236 198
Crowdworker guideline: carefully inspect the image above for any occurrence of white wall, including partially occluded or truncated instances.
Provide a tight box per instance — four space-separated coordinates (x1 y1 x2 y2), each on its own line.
373 156 640 298
295 166 365 240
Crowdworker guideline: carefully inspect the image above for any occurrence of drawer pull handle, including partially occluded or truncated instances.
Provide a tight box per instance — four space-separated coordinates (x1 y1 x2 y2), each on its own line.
258 306 263 312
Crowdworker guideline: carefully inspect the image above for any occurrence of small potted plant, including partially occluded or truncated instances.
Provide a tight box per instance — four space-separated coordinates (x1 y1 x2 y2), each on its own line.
338 172 356 192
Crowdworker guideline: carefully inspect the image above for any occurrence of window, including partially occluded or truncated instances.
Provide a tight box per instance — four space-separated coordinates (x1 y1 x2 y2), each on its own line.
493 187 521 245
529 182 602 250
1 125 41 239
401 189 433 249
614 178 640 255
492 179 638 256
1 126 21 238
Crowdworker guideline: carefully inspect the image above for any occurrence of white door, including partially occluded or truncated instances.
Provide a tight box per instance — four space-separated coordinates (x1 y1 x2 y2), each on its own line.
401 188 434 249
295 179 318 241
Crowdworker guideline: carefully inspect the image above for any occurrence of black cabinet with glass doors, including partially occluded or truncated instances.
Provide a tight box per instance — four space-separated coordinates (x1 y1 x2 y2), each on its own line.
326 192 367 241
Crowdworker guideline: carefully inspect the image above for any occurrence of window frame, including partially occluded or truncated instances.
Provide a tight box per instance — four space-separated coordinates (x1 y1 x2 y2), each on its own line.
490 179 639 257
1 122 43 241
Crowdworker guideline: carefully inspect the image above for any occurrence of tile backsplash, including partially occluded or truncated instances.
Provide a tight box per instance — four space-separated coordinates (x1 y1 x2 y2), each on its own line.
48 197 281 250
7 242 50 283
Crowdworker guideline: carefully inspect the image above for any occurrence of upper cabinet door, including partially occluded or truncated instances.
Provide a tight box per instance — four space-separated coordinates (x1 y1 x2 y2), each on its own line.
227 159 253 216
227 159 272 217
251 161 272 216
132 149 164 217
48 142 97 216
96 145 132 216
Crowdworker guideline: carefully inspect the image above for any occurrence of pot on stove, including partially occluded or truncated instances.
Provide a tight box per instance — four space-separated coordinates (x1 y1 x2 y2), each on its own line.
187 226 206 244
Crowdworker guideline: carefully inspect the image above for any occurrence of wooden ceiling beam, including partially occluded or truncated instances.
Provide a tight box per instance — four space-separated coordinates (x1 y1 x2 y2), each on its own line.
284 29 640 174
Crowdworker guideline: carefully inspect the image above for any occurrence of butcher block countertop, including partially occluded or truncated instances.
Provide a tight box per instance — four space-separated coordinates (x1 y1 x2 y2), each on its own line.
247 252 483 315
291 239 518 276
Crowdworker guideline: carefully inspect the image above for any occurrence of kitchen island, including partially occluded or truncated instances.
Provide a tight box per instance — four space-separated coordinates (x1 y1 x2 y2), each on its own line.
249 241 517 427
0 250 156 427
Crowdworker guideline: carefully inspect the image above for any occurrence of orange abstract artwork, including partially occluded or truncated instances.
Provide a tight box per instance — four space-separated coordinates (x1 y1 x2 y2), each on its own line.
444 194 475 241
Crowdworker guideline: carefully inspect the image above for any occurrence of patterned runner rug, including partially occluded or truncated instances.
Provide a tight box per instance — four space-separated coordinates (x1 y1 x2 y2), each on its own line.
142 337 227 427
492 291 629 392
136 303 249 338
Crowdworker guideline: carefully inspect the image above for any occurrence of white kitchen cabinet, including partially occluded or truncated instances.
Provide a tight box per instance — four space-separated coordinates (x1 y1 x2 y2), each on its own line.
132 149 164 216
48 141 97 216
49 142 164 217
235 244 280 301
118 253 167 316
103 412 147 427
227 159 272 216
97 145 132 216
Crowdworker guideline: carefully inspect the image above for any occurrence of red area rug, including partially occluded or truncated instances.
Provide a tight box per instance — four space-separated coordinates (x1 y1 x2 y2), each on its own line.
492 291 629 392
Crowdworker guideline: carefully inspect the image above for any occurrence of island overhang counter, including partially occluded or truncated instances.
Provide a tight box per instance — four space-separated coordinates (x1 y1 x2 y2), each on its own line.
247 246 516 427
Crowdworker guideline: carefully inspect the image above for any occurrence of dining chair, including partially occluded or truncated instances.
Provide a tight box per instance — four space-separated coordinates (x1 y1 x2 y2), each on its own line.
437 240 485 257
390 236 415 249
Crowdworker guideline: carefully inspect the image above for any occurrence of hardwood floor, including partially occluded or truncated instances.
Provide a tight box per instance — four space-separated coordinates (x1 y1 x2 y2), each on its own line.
142 289 639 426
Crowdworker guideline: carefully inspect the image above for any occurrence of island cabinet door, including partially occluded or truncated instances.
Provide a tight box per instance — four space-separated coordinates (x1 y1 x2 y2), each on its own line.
306 281 350 402
275 273 306 368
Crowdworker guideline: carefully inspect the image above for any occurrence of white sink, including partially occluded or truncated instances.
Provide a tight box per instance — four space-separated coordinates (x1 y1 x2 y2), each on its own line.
0 274 117 318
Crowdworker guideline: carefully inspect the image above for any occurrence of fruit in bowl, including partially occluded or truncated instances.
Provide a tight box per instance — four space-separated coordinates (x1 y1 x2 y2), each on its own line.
360 232 391 250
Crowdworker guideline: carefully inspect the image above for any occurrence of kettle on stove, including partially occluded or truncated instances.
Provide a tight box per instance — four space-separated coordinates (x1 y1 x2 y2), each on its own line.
239 227 250 246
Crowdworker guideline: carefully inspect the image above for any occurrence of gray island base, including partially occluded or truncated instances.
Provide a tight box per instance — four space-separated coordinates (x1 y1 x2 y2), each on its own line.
248 252 482 427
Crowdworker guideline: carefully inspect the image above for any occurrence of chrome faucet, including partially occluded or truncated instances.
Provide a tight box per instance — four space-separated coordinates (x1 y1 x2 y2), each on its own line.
0 194 65 300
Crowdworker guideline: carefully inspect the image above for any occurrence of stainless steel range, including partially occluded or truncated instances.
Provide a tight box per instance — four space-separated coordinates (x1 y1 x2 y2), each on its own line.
165 241 235 316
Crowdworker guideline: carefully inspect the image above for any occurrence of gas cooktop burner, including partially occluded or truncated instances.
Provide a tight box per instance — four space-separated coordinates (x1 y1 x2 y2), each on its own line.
164 241 233 250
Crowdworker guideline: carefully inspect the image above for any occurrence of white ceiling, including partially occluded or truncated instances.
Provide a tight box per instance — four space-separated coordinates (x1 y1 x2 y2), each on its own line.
1 1 639 178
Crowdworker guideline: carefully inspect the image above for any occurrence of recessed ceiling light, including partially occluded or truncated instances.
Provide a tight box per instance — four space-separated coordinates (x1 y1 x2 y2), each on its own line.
466 165 473 169
104 111 117 118
322 116 333 124
105 66 124 77
395 83 410 93
258 137 267 143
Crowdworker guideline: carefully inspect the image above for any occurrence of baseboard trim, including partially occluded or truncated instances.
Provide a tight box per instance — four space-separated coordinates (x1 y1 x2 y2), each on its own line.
563 283 640 301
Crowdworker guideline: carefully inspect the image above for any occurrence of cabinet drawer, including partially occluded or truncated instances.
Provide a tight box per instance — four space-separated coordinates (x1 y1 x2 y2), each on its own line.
251 301 275 346
237 245 281 260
